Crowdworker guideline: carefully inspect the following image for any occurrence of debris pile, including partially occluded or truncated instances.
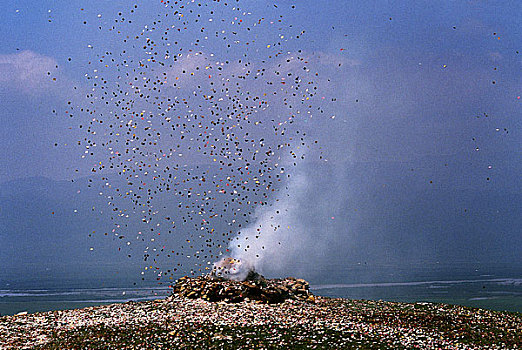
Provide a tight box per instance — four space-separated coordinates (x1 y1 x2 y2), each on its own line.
171 276 315 304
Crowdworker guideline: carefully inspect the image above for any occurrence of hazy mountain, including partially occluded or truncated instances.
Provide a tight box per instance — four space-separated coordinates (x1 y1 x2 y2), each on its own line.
0 159 520 288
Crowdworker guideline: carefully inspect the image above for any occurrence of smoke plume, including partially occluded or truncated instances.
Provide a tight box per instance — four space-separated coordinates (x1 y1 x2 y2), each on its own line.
228 162 321 277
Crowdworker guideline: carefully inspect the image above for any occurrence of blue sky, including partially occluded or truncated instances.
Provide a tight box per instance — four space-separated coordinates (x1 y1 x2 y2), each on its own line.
0 0 520 283
1 0 519 180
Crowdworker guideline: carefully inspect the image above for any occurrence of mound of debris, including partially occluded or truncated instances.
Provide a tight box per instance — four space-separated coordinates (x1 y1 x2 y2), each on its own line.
171 275 315 304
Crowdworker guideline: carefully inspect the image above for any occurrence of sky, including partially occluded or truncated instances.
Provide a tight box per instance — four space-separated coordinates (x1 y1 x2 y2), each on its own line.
0 0 520 286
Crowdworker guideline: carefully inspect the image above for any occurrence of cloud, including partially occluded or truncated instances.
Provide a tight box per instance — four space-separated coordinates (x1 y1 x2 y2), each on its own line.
142 49 352 94
315 52 361 68
0 50 64 94
163 52 214 88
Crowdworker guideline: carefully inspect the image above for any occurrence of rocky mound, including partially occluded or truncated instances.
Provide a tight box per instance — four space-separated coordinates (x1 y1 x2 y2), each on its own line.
171 275 315 304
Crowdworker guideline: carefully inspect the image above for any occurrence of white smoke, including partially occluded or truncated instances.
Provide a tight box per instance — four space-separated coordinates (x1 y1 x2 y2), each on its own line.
228 164 312 276
219 127 353 280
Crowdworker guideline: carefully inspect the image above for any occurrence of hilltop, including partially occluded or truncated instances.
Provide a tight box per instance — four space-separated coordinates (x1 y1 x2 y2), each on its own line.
1 294 520 349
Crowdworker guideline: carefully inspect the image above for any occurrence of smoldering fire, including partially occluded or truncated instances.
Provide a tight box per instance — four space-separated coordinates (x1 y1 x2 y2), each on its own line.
210 257 256 281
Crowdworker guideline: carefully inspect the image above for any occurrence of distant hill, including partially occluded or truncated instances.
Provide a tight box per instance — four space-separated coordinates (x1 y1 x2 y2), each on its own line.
0 160 520 288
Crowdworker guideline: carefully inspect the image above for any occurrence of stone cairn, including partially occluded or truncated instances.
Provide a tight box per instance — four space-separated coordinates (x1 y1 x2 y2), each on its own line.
171 273 315 304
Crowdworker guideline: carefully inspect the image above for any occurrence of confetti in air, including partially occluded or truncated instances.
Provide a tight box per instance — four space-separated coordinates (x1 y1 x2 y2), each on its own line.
71 1 340 283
